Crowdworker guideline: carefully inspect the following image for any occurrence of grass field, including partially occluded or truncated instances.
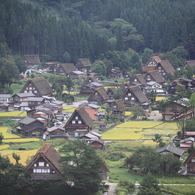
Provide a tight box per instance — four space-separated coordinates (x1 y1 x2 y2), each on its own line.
0 111 26 117
101 121 178 140
0 127 20 139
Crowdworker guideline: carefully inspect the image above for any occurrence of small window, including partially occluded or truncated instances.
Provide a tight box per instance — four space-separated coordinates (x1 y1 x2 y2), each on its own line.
78 120 82 124
131 97 135 100
34 164 36 167
128 93 131 96
113 106 117 108
72 120 76 124
125 97 128 100
75 116 78 120
134 79 137 82
39 162 44 166
192 158 195 162
46 164 49 167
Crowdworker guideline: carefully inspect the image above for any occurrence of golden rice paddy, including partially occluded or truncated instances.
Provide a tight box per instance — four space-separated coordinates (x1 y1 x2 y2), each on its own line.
0 111 26 117
0 127 20 139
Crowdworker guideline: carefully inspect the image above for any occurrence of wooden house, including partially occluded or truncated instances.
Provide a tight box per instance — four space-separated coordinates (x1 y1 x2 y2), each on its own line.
69 71 84 79
89 139 105 151
111 99 126 117
142 55 162 73
124 71 131 80
17 117 46 137
106 87 117 99
27 97 45 108
42 62 58 71
143 70 165 84
160 98 192 121
26 142 63 181
44 126 68 140
80 82 103 96
121 82 130 92
75 58 91 72
156 144 184 160
184 149 195 175
155 60 175 79
64 106 93 137
88 87 109 104
144 81 165 95
83 75 99 85
23 54 41 68
0 94 10 104
131 74 146 89
108 68 122 79
168 78 193 94
56 63 76 76
13 93 35 104
122 85 149 108
20 77 53 97
182 60 195 69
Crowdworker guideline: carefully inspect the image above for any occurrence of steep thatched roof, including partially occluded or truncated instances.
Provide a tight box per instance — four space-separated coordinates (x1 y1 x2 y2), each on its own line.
76 58 91 68
89 87 109 101
157 60 175 75
113 99 126 111
23 55 40 65
21 77 53 96
145 70 165 83
124 85 148 103
26 143 62 174
60 63 76 74
65 106 93 129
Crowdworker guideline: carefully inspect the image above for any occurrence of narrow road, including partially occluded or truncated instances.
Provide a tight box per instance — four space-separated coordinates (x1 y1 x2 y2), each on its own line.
105 183 117 195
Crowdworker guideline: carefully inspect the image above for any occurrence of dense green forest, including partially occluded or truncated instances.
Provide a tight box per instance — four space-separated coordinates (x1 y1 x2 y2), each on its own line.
0 0 195 66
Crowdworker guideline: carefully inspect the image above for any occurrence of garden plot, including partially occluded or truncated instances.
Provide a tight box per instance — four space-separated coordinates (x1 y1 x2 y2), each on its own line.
0 127 20 139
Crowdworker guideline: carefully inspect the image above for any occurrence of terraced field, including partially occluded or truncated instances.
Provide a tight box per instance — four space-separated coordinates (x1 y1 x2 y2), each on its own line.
101 121 179 140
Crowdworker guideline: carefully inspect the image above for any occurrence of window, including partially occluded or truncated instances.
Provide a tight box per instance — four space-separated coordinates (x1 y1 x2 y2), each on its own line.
72 120 76 124
113 106 117 108
34 90 37 93
75 116 78 120
33 169 50 173
134 79 137 81
78 120 82 124
39 162 44 166
46 164 49 167
128 93 131 96
191 158 195 162
125 97 128 100
34 164 36 167
131 97 135 100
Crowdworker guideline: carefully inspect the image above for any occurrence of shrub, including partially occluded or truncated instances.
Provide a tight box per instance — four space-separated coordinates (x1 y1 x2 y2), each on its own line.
106 152 126 161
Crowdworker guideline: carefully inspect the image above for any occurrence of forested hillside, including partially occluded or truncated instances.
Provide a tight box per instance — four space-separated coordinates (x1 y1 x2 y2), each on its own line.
0 0 195 63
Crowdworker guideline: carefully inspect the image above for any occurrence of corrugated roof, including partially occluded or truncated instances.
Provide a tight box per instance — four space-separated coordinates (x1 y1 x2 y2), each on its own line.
156 144 184 156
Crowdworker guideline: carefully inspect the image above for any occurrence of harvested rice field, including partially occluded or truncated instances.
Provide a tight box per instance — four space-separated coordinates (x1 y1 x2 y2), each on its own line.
101 121 179 140
0 127 20 139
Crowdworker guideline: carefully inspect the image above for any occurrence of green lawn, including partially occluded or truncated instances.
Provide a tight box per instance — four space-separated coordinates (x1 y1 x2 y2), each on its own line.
161 185 195 195
108 167 143 183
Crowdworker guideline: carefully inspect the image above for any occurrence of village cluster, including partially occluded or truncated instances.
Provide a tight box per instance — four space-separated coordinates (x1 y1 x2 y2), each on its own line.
1 54 195 182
